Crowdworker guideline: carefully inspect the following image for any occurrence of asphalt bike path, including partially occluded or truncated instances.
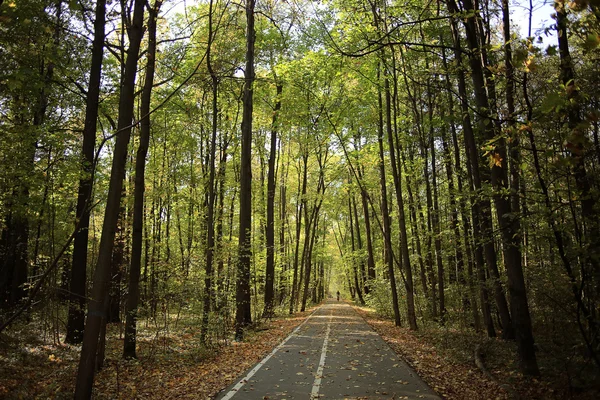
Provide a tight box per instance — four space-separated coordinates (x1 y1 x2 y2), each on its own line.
217 300 440 399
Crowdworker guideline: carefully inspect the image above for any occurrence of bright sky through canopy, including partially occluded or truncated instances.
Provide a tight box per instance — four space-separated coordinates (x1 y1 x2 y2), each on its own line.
513 0 556 42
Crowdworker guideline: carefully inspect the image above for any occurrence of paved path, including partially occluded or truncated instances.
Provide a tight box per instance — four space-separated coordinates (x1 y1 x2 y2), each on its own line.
216 301 440 399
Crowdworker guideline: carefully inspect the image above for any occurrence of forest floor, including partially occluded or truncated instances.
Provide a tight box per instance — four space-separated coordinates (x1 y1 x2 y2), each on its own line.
0 308 313 399
354 305 600 400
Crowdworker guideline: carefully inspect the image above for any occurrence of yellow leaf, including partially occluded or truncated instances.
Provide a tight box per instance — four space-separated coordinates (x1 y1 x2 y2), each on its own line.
488 153 503 168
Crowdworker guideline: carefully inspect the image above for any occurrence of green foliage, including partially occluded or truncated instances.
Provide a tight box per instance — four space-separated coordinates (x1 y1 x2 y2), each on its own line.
364 277 396 320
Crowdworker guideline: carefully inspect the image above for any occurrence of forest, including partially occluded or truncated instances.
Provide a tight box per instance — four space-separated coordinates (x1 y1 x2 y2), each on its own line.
0 0 599 398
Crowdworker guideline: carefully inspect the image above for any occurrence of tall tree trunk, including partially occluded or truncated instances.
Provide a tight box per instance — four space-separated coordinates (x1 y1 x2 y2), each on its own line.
235 0 255 340
302 209 321 311
386 62 417 330
403 152 427 298
431 130 445 321
123 0 161 359
463 0 516 340
108 189 126 323
297 194 310 310
376 63 401 327
446 2 495 336
65 0 106 344
348 196 365 305
352 195 368 292
74 0 145 396
32 149 51 284
426 81 445 322
397 45 434 317
278 155 288 305
296 152 311 312
318 234 325 300
201 0 219 343
440 42 473 327
422 138 437 317
289 155 307 314
215 134 229 309
356 165 376 283
498 0 539 375
448 0 513 339
263 84 282 318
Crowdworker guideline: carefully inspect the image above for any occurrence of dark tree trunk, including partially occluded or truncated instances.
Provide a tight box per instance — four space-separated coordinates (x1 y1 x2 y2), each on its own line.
357 166 376 283
440 42 472 326
446 2 494 337
318 231 325 301
123 0 161 359
448 0 513 339
498 0 539 376
377 64 401 327
108 189 126 323
459 0 515 340
351 195 368 292
426 85 445 322
201 0 219 343
0 205 30 308
65 0 106 344
402 152 427 299
263 84 282 318
397 45 433 317
386 64 417 330
301 210 321 311
289 155 307 314
431 132 445 321
215 133 229 310
74 0 145 396
299 184 316 312
348 197 365 305
422 138 437 317
235 0 255 340
278 170 288 305
296 153 311 312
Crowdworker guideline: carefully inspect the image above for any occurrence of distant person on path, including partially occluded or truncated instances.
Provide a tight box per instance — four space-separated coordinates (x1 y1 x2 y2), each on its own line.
336 291 340 301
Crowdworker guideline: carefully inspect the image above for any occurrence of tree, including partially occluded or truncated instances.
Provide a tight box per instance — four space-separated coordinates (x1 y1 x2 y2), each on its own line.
123 0 162 359
235 0 256 340
376 61 401 327
499 0 539 375
263 83 282 317
74 0 146 395
447 0 514 340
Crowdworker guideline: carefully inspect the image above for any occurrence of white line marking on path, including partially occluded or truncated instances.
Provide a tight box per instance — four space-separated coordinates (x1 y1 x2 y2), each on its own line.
311 309 332 399
219 306 321 400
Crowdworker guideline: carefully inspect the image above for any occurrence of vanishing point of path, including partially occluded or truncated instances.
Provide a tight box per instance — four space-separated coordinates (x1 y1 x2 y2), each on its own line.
217 301 440 399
